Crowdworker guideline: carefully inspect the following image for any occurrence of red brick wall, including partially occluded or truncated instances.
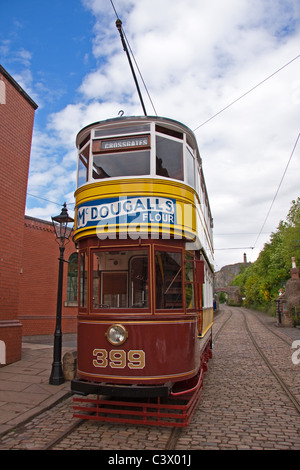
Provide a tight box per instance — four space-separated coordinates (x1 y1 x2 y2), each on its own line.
18 217 77 336
0 66 37 364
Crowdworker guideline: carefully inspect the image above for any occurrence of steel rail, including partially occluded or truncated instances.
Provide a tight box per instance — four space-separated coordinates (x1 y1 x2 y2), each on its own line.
241 309 300 415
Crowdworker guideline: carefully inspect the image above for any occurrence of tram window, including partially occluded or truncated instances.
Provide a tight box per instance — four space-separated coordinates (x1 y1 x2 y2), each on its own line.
155 251 183 309
130 256 148 307
102 272 127 308
92 250 149 309
155 125 183 140
156 136 183 180
185 252 195 309
92 150 150 179
77 144 89 187
79 252 87 308
94 124 150 138
194 162 200 196
186 146 195 188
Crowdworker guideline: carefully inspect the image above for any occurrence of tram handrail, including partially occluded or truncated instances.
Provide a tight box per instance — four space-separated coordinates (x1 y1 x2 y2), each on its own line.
164 267 182 294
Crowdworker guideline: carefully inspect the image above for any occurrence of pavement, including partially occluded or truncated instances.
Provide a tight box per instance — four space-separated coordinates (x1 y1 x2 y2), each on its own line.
0 334 77 436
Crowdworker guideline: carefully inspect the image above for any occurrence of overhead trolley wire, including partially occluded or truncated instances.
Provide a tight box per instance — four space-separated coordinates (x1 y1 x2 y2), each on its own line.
214 133 299 253
109 0 118 17
193 54 300 131
27 5 299 233
252 132 300 249
27 193 63 206
27 193 75 210
110 0 298 125
214 247 254 251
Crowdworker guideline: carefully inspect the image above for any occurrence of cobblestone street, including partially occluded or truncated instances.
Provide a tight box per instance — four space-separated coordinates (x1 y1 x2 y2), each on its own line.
0 306 299 451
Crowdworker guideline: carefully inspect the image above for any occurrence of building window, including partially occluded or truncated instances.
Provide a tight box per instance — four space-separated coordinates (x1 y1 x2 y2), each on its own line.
66 253 78 306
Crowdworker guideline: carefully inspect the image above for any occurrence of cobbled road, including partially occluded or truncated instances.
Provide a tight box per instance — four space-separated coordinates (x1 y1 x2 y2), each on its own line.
1 306 299 451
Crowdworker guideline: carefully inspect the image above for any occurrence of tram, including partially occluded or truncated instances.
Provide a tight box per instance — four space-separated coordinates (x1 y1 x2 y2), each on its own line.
71 115 214 426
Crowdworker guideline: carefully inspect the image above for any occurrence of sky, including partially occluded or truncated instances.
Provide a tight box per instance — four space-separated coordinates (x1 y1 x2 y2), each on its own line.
0 0 299 271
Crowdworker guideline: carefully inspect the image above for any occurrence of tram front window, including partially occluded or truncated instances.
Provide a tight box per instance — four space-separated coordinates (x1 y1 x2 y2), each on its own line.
156 136 183 180
155 250 183 309
92 250 148 309
92 150 150 180
77 144 89 187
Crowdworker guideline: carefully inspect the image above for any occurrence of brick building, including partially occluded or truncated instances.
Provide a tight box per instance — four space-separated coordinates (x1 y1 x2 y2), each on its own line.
0 65 38 364
0 65 77 365
19 216 77 336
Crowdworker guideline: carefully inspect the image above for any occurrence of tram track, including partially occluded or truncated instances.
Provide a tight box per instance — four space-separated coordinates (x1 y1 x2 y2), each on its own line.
212 309 233 343
41 417 83 450
239 308 300 415
164 309 234 450
246 309 292 346
4 307 298 450
38 312 231 450
41 410 184 451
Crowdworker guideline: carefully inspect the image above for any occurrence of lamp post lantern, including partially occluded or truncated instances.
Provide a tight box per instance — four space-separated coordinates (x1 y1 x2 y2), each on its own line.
49 203 74 385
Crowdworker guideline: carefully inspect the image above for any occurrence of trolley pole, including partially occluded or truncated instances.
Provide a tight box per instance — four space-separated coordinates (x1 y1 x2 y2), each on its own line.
116 18 147 116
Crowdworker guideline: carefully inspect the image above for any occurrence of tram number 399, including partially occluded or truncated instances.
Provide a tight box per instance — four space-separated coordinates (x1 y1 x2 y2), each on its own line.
93 349 145 369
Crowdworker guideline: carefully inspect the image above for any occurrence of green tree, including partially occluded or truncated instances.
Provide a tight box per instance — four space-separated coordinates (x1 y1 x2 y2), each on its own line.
232 198 300 311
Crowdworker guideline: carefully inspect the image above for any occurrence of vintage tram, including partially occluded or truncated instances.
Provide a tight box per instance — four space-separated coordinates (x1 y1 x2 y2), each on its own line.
71 115 214 426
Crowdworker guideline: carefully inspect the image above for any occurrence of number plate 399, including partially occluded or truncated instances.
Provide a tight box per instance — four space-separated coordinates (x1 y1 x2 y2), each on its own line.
93 349 145 369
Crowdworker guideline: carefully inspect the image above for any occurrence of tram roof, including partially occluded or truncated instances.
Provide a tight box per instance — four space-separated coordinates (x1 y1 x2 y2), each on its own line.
75 114 214 227
76 115 198 148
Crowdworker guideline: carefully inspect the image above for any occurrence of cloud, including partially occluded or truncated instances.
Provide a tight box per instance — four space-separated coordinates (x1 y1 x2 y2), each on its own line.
25 0 300 269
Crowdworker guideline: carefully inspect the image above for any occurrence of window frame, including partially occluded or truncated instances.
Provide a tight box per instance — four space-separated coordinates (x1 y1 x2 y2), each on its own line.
155 132 184 181
186 144 196 189
154 245 184 312
90 246 151 313
77 142 90 188
79 250 88 311
76 123 205 188
184 251 203 312
91 133 151 181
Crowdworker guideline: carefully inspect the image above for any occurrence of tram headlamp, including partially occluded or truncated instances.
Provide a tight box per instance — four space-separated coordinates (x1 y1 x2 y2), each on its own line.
105 324 128 346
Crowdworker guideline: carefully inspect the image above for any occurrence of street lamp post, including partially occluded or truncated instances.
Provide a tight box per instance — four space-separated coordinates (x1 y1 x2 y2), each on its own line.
49 203 74 385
